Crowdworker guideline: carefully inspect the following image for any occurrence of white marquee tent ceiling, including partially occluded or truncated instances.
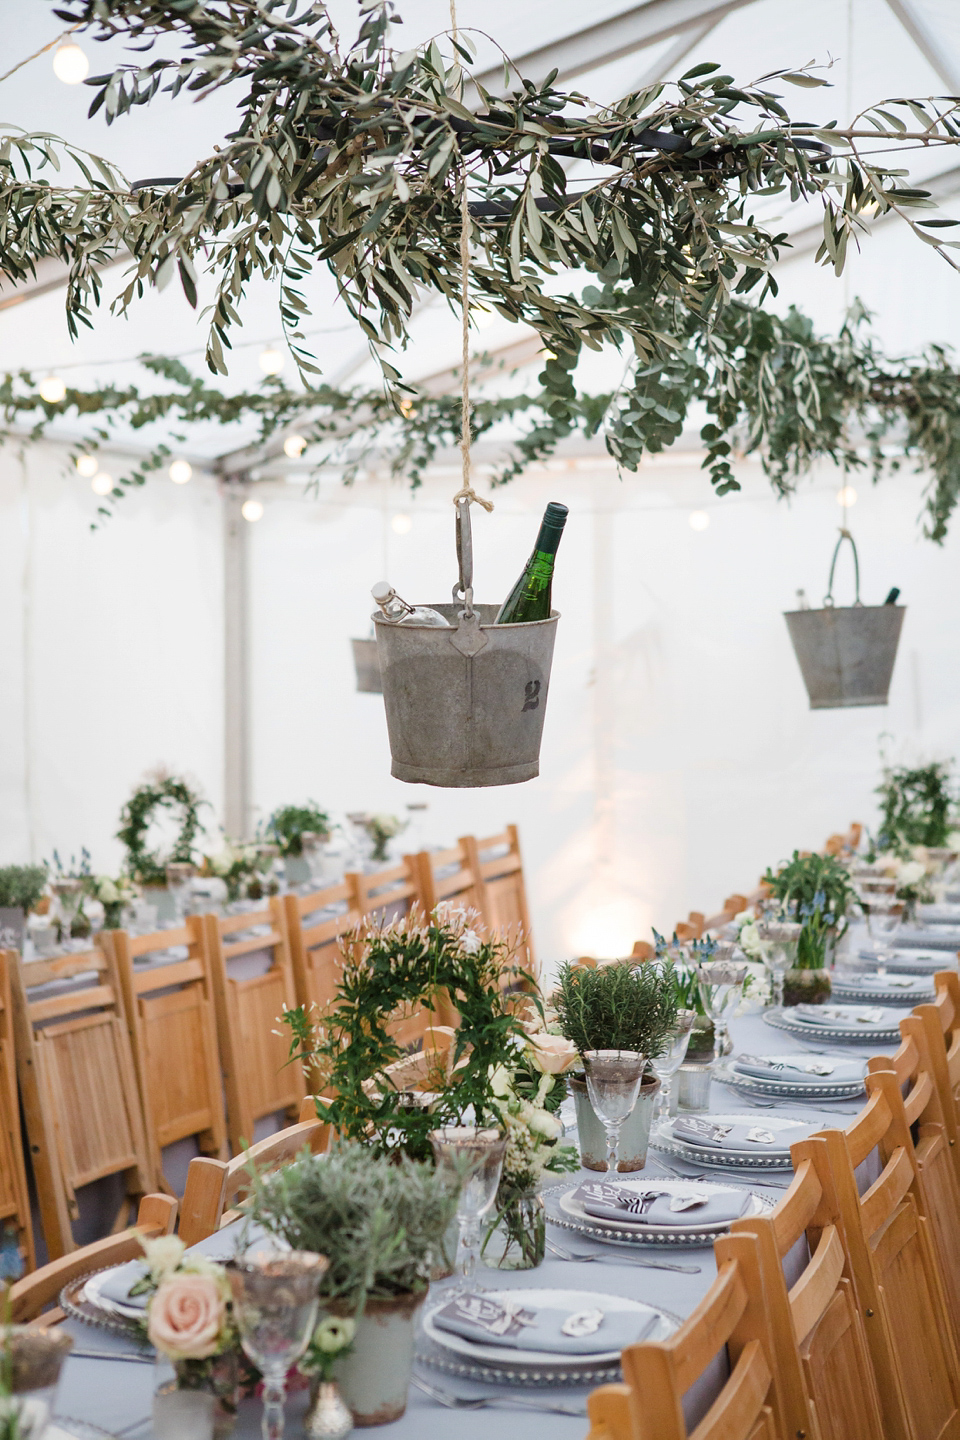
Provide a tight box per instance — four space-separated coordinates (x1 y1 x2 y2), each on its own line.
2 0 960 473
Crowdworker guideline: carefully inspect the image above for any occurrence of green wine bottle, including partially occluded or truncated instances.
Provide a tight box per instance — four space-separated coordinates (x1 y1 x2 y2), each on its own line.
495 502 568 624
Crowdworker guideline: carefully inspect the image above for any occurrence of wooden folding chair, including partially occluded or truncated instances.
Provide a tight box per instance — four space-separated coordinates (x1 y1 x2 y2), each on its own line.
101 919 228 1194
912 970 960 1161
792 1090 960 1440
8 946 153 1260
9 1193 176 1324
467 825 536 979
0 951 35 1272
204 900 306 1155
865 1033 960 1351
348 857 424 924
731 1155 884 1440
409 840 489 926
179 1112 331 1247
283 880 360 1018
587 1235 784 1440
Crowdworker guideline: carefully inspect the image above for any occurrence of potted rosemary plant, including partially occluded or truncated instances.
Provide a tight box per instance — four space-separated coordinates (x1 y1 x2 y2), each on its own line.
250 1144 457 1427
263 803 331 884
0 865 48 952
552 960 678 1171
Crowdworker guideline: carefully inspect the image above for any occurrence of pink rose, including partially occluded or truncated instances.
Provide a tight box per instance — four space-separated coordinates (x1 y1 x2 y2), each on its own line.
148 1274 225 1360
527 1033 579 1075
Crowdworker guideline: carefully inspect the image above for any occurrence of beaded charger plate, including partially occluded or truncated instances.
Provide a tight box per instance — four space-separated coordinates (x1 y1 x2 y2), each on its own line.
714 1061 866 1102
649 1114 814 1171
542 1178 771 1247
830 973 934 1005
59 1267 151 1344
763 1006 902 1044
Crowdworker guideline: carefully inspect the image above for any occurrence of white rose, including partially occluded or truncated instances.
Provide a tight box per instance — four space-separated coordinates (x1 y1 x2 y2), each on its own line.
520 1102 563 1140
97 877 119 904
898 861 927 887
526 1032 579 1075
141 1234 185 1283
489 1064 513 1098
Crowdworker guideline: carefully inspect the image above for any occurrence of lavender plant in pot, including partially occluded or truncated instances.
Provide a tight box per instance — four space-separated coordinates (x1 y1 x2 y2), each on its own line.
552 960 678 1172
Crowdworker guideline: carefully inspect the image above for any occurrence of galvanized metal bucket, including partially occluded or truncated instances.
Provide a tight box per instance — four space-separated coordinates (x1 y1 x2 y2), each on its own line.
351 636 382 693
374 499 559 787
784 530 905 709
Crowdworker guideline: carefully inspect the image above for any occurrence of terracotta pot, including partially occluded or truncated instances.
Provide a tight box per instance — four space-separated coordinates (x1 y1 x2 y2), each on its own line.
331 1291 425 1426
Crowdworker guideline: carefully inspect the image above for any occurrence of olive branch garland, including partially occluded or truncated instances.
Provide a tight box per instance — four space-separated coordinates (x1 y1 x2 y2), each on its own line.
10 297 960 540
115 775 205 886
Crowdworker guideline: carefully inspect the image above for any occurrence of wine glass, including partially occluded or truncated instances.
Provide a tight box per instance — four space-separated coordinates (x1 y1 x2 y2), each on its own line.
650 1010 696 1122
228 1251 327 1440
864 897 905 975
582 1050 646 1174
50 879 83 950
429 1126 506 1293
754 920 802 1010
165 862 196 923
696 962 748 1061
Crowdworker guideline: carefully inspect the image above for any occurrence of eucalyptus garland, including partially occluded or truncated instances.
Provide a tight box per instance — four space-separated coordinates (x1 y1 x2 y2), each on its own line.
116 775 205 886
9 299 960 539
3 3 960 429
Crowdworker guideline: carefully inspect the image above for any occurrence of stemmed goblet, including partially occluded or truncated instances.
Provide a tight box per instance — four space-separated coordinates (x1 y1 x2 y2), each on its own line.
864 897 904 975
696 962 748 1063
429 1126 506 1293
50 878 84 950
228 1251 327 1440
650 1010 696 1122
754 919 802 1010
165 862 196 923
582 1050 646 1174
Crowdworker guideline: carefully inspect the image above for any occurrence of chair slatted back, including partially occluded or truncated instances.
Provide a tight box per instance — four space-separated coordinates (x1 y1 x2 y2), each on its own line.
283 881 360 1018
7 946 152 1260
468 825 536 979
913 971 960 1159
348 858 423 924
204 900 305 1154
9 1193 177 1324
732 1156 884 1440
0 952 34 1274
793 1094 960 1440
410 841 489 925
179 1114 331 1247
588 1238 783 1440
102 918 228 1193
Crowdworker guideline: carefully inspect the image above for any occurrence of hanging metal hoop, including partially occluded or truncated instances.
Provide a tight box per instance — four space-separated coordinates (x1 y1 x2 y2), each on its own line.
823 528 862 608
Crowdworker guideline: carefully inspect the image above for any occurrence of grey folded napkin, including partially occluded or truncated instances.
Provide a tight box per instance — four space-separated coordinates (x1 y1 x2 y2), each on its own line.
672 1116 817 1151
790 1004 889 1027
95 1259 150 1311
574 1180 749 1228
432 1293 656 1355
732 1054 865 1085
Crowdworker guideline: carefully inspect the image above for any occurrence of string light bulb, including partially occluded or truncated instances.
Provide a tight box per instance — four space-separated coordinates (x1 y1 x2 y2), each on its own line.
91 473 113 496
75 454 99 477
259 346 285 376
38 375 66 404
688 510 710 531
283 434 307 458
52 43 89 84
241 498 264 522
169 459 193 485
391 513 412 535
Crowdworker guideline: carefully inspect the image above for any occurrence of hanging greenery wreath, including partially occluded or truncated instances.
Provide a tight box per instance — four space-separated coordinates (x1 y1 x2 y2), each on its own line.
282 908 531 1161
1 3 959 529
116 774 205 886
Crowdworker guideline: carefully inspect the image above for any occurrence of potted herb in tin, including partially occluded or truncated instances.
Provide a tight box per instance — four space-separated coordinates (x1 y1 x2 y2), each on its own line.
552 960 678 1171
250 1143 457 1427
0 865 48 952
263 803 331 885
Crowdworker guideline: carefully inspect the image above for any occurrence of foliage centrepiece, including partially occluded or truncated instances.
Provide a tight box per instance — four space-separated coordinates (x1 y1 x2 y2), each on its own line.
263 802 331 856
116 774 205 886
762 850 855 969
4 4 960 534
876 761 956 850
551 959 679 1065
0 866 48 913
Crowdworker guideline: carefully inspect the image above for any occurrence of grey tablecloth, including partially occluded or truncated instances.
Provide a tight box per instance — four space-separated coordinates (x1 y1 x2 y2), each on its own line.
50 1007 899 1440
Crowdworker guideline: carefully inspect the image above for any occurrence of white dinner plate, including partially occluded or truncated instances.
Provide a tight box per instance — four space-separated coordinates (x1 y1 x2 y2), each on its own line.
558 1177 767 1236
82 1269 147 1321
423 1288 674 1370
651 1113 815 1170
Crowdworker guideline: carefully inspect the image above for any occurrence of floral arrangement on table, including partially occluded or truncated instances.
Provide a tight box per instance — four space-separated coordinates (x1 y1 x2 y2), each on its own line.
763 851 855 968
202 840 277 904
50 849 94 941
134 1234 241 1436
86 874 138 931
116 774 205 887
262 803 331 857
361 813 407 864
875 760 957 851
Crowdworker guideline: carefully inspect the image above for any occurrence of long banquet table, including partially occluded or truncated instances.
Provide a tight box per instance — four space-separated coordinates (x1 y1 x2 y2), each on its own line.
48 1000 902 1440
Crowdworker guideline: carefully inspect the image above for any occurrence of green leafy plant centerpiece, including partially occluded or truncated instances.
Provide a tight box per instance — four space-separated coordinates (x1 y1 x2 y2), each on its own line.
762 851 854 1005
116 775 205 887
876 761 956 850
0 867 48 915
263 803 331 857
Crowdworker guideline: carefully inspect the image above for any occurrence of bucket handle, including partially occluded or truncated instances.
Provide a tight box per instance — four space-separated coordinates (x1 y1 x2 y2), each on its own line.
453 496 475 616
824 529 863 608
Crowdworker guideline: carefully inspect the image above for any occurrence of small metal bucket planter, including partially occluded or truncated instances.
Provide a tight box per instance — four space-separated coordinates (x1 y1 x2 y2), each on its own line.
375 500 558 787
351 637 383 694
784 530 904 709
331 1291 425 1426
570 1074 660 1172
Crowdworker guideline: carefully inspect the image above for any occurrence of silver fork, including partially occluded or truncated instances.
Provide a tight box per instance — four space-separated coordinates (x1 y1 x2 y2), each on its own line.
412 1375 586 1415
546 1237 701 1273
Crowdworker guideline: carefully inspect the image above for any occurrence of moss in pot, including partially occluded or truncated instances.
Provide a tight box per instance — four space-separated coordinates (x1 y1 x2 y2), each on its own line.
249 1142 457 1427
552 960 678 1171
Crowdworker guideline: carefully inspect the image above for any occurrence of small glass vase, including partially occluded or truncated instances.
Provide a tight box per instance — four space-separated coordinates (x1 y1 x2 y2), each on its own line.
174 1350 241 1440
481 1188 545 1271
305 1378 353 1439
